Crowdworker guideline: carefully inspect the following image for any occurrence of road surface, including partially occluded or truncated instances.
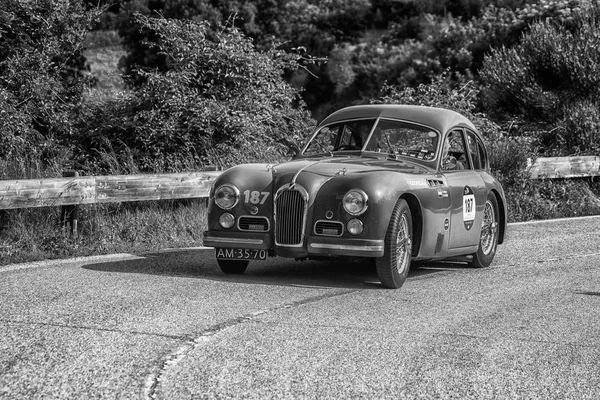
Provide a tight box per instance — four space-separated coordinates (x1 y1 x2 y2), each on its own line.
1 216 599 399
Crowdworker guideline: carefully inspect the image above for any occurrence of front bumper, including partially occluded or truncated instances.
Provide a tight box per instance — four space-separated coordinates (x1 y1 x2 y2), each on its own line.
203 231 272 250
203 231 384 258
307 236 384 258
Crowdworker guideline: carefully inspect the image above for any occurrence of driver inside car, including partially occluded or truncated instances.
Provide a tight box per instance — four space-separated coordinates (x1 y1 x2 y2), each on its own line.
442 135 465 170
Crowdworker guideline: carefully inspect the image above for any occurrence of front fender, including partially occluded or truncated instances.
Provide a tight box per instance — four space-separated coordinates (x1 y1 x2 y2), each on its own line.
306 171 413 240
207 164 274 231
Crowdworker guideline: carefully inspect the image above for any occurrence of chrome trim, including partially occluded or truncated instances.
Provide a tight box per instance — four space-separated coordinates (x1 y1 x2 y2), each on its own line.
342 188 369 216
237 215 270 232
274 184 309 247
309 243 384 252
314 220 344 237
207 237 264 245
214 184 240 210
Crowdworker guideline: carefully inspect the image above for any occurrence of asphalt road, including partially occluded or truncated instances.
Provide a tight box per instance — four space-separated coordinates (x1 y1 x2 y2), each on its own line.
1 216 599 399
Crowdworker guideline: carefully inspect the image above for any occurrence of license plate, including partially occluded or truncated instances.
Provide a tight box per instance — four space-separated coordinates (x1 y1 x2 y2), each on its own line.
216 248 267 260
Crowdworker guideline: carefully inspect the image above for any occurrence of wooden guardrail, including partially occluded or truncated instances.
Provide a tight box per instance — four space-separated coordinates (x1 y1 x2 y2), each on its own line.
0 171 221 236
2 156 597 210
529 156 600 179
0 171 221 210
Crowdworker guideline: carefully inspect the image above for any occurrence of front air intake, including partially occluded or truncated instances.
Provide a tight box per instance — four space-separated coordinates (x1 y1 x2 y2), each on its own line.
274 185 308 246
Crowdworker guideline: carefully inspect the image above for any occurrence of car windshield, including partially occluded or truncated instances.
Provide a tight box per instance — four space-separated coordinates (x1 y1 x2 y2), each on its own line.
303 118 439 161
302 119 376 155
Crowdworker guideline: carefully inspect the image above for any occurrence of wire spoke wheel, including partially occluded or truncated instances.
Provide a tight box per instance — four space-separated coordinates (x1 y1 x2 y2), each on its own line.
480 200 498 256
395 214 412 275
376 199 413 289
470 193 499 268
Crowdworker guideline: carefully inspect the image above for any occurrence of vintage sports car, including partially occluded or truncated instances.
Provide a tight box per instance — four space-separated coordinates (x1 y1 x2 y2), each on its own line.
203 104 507 289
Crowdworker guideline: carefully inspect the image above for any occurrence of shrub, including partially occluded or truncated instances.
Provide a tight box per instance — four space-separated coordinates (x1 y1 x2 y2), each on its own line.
0 0 100 179
480 2 600 154
76 15 315 173
556 99 600 155
374 72 531 183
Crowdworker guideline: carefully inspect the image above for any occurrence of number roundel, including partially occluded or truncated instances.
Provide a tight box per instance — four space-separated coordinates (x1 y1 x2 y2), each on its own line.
462 186 476 231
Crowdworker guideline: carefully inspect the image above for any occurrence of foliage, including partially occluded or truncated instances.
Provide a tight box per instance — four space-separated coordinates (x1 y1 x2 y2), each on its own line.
77 15 314 173
116 0 226 86
374 72 531 183
0 200 208 265
0 0 100 178
334 0 584 110
505 177 600 222
480 2 600 155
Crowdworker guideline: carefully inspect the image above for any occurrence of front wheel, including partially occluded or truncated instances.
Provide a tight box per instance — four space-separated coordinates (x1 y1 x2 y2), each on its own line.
469 193 500 268
217 259 249 274
376 199 413 289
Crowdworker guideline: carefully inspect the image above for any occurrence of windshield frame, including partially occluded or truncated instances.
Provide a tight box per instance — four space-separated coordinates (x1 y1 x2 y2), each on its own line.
300 117 442 165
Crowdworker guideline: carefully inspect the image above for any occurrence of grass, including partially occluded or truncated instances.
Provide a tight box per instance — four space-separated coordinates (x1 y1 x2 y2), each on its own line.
0 200 208 265
504 177 600 222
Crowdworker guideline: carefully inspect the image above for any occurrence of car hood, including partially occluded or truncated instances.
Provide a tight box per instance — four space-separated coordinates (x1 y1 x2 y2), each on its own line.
273 156 430 179
270 156 432 199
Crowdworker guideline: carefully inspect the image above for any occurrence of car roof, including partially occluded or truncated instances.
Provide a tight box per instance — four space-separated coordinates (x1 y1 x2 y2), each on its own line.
318 104 477 134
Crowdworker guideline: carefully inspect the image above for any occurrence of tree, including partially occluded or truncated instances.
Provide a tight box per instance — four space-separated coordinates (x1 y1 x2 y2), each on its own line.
0 0 99 178
480 2 600 155
78 15 315 172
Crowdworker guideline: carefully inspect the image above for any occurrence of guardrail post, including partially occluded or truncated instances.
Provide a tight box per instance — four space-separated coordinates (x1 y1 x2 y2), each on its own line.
61 171 79 237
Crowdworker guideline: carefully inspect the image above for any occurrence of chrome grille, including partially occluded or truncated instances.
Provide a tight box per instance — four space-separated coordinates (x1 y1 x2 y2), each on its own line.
238 216 269 232
275 187 308 246
315 220 344 236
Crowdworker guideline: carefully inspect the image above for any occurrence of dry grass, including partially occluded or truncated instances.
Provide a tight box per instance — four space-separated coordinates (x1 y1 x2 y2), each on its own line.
0 200 208 265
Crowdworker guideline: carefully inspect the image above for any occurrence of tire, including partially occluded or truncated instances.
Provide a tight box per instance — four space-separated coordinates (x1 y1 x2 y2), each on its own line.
469 193 500 268
376 199 413 289
217 259 249 274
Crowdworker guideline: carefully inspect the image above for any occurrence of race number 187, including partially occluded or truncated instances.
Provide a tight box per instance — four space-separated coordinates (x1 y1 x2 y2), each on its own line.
463 194 475 221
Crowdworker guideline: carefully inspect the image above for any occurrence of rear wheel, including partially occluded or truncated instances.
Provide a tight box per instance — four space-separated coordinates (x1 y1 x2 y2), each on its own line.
376 199 413 289
217 260 249 274
469 193 499 268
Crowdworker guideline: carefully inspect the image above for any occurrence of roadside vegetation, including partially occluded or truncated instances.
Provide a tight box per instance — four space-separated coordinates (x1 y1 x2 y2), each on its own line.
1 0 599 264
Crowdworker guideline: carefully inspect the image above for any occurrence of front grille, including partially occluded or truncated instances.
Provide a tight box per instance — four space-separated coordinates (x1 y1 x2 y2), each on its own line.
315 220 344 236
238 216 270 232
275 188 307 245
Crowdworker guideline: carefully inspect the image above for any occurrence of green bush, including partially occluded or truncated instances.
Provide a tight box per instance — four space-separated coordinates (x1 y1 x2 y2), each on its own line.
76 15 314 173
480 2 600 154
0 0 100 179
375 72 532 183
557 99 600 155
505 177 600 222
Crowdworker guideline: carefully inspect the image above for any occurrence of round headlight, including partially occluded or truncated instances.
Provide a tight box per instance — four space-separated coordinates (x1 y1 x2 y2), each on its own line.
347 218 364 235
214 184 239 209
218 213 235 229
343 189 368 216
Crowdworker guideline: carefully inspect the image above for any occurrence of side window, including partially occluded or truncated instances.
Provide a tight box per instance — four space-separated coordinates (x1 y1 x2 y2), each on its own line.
442 130 470 171
465 131 487 170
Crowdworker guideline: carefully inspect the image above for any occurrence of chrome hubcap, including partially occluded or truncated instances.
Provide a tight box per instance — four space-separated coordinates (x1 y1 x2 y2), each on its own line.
480 200 497 255
395 214 411 274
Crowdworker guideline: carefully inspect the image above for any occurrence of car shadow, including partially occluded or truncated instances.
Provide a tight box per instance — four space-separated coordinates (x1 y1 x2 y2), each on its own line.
81 248 471 290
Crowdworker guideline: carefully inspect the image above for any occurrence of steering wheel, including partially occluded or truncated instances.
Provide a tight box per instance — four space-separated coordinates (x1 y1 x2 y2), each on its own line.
334 144 361 151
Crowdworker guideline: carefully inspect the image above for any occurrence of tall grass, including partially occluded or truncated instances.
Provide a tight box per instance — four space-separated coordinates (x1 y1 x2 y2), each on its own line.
0 200 208 265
